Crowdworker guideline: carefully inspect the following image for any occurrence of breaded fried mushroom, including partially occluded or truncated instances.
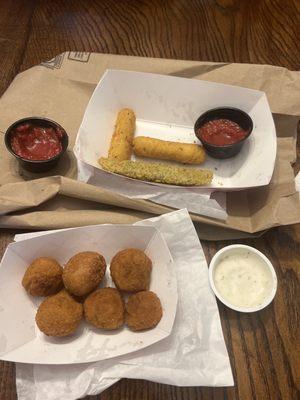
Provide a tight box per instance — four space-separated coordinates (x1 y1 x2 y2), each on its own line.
35 290 83 337
84 288 124 330
110 248 152 292
22 257 63 297
63 251 106 296
125 291 163 331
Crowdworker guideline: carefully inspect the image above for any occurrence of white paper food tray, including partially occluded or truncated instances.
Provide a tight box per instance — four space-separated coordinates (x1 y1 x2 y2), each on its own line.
0 224 177 364
74 69 277 190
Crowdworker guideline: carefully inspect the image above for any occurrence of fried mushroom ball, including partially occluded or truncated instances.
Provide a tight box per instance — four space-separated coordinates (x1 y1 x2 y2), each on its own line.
110 248 152 292
35 290 83 336
22 257 63 297
63 251 106 296
84 288 124 330
125 291 163 331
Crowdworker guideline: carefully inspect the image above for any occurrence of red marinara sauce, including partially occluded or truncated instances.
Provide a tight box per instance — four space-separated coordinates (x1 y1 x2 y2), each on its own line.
197 119 248 146
10 123 64 160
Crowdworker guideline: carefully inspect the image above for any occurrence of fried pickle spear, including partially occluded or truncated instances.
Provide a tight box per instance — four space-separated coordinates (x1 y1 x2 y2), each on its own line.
99 157 213 186
108 108 136 161
133 136 206 164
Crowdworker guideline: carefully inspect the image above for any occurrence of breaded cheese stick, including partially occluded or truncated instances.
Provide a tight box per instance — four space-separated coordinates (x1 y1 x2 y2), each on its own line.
108 108 136 161
99 157 213 186
133 136 206 164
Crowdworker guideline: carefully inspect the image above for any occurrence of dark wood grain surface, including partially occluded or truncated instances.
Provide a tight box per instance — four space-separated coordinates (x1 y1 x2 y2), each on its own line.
0 0 299 399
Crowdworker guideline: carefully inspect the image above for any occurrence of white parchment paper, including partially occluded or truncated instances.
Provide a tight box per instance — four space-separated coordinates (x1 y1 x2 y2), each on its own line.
15 209 233 400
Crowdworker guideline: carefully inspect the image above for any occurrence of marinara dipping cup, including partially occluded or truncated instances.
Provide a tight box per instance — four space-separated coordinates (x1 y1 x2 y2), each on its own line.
5 117 68 172
194 107 253 159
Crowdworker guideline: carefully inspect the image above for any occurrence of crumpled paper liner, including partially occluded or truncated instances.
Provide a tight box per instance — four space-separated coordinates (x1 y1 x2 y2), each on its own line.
0 52 299 239
15 209 233 400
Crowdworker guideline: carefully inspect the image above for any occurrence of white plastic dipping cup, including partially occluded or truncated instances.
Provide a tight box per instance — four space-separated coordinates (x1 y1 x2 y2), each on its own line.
209 244 277 313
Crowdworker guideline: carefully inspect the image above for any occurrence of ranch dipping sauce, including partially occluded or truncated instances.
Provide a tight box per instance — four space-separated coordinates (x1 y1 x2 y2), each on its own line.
213 249 274 309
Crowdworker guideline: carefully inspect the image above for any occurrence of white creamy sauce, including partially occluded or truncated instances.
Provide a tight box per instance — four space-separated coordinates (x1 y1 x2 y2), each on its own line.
214 250 273 308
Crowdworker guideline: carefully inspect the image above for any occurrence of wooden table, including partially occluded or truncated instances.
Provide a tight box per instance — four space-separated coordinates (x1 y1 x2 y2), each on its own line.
0 1 299 399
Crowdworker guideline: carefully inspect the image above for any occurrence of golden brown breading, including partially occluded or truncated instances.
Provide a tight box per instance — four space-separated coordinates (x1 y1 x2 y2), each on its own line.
35 289 83 336
125 291 163 331
99 157 213 186
110 248 152 292
22 257 63 297
63 251 106 296
84 287 124 330
133 136 206 164
108 108 136 161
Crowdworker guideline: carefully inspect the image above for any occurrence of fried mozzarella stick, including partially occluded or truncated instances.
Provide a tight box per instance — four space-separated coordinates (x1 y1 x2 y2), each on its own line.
133 136 206 165
108 108 136 161
99 157 213 186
